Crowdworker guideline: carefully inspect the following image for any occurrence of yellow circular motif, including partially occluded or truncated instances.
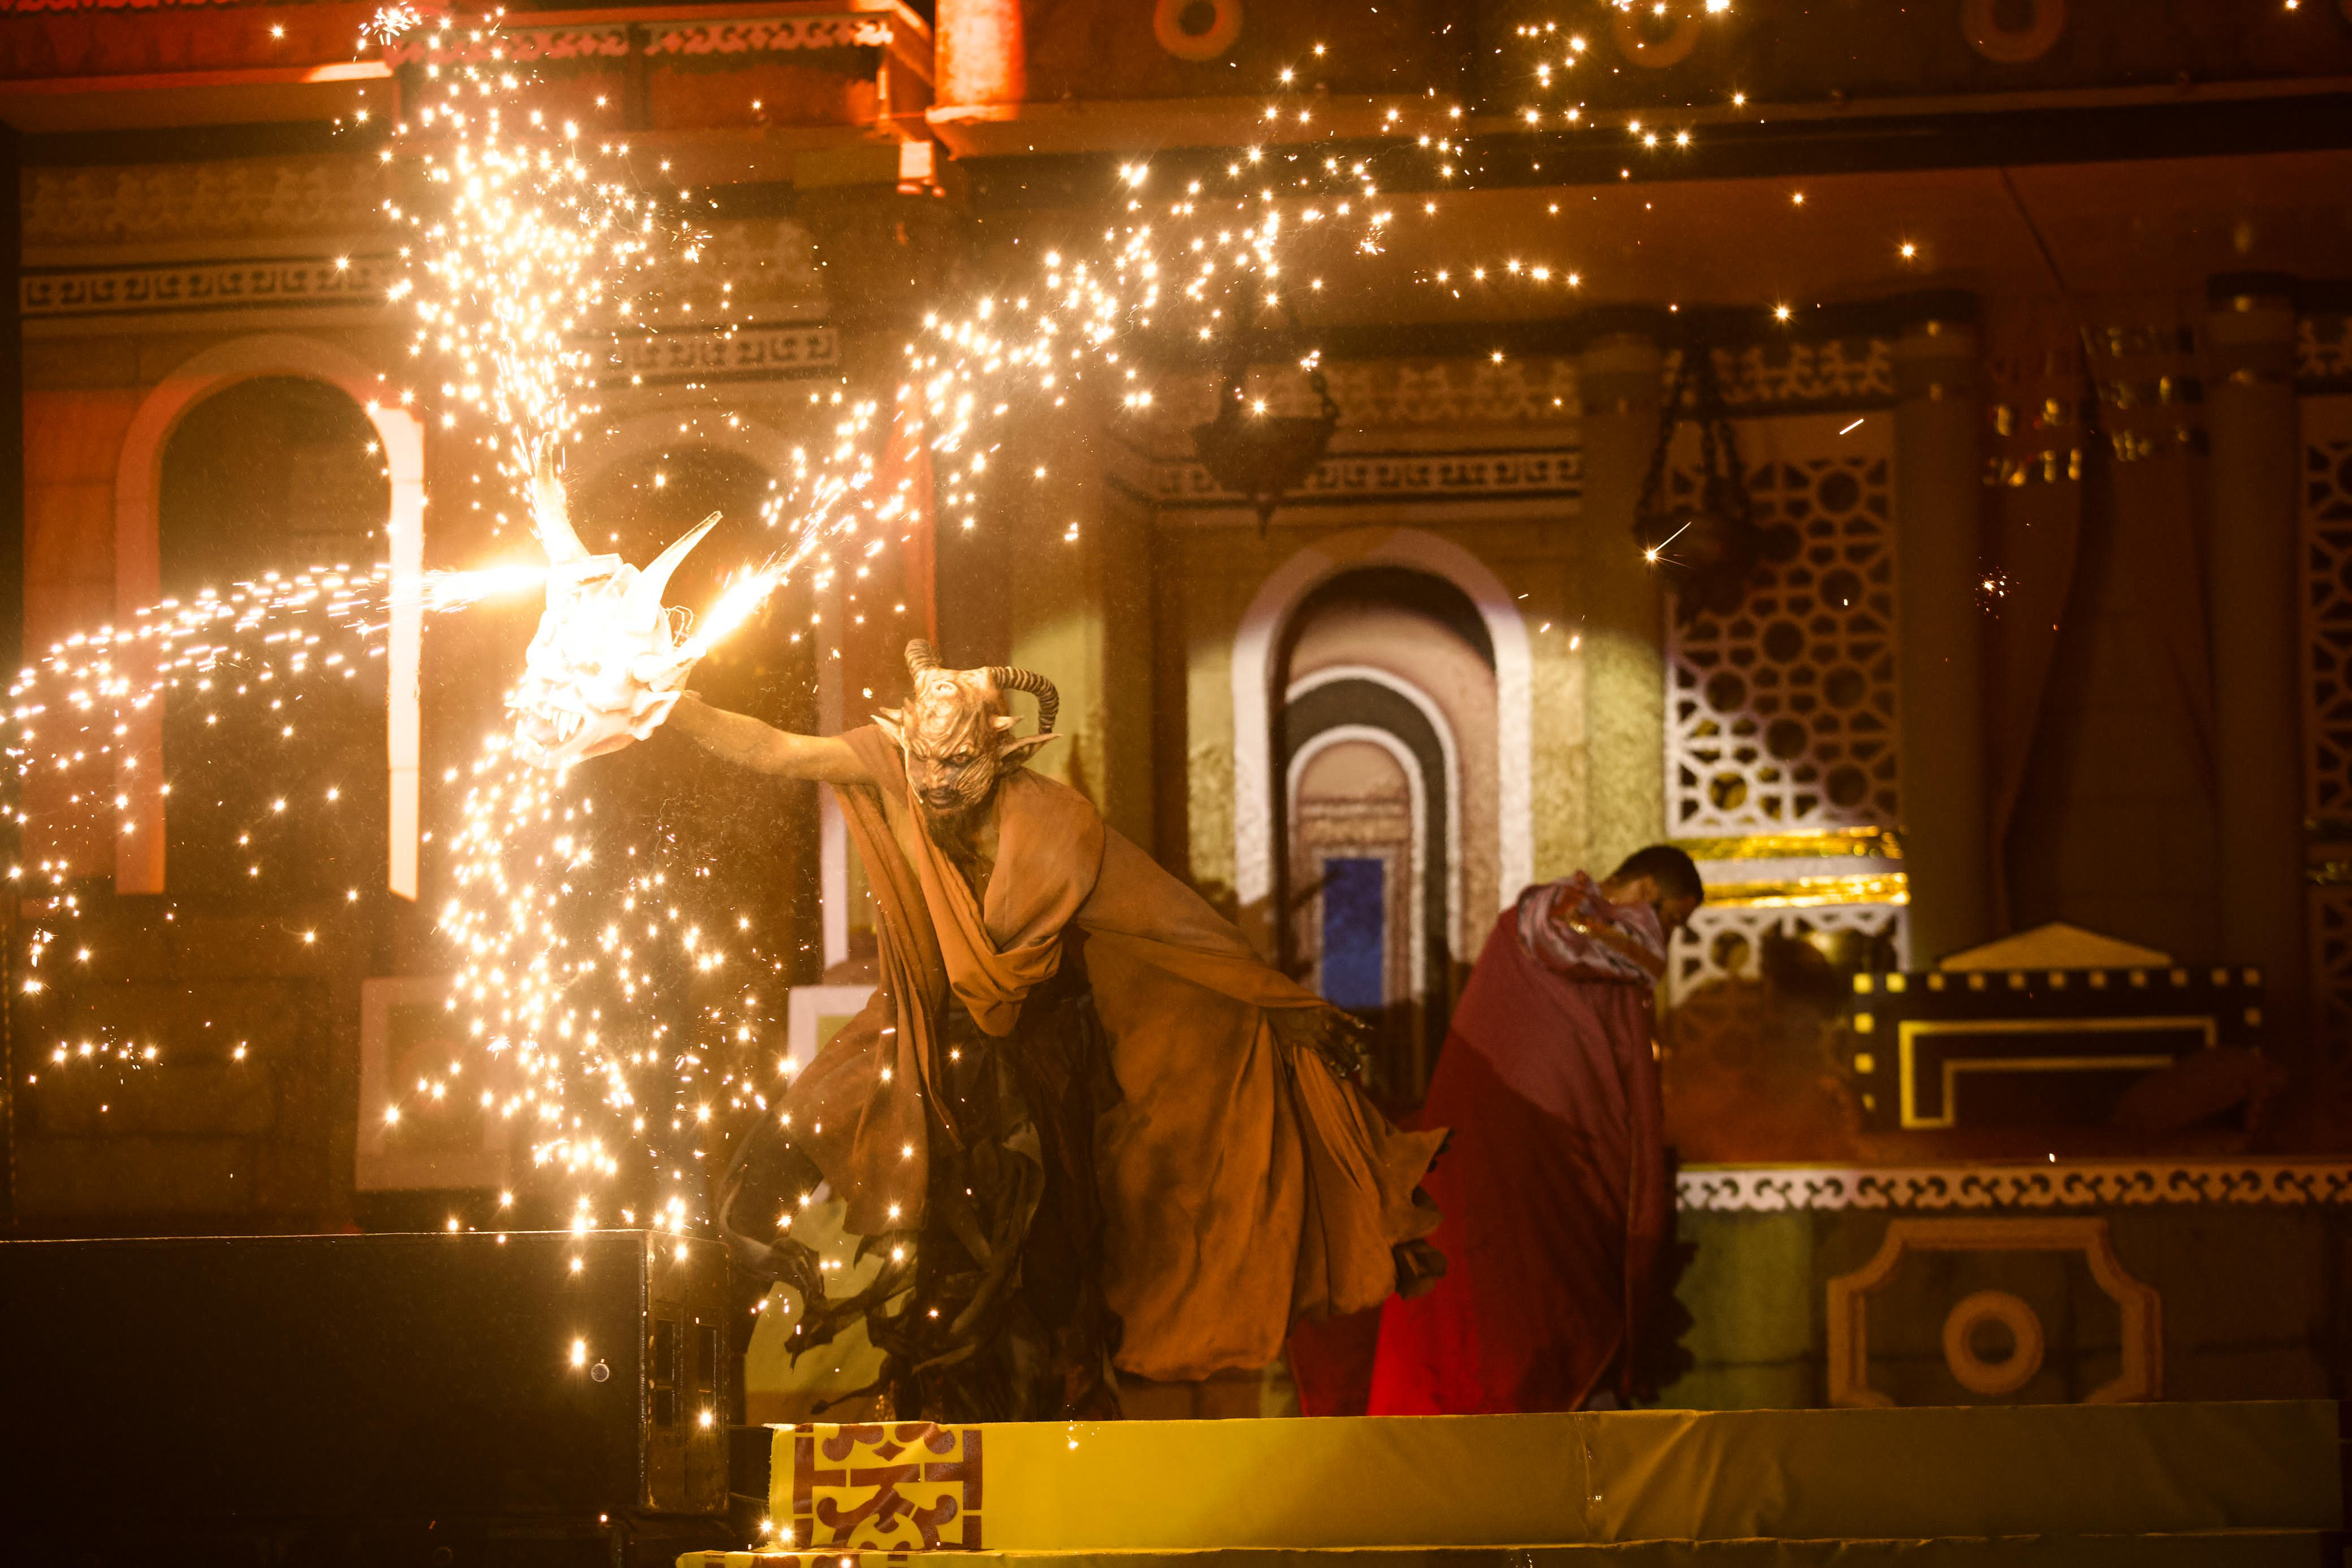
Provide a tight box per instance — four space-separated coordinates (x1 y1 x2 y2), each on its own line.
1941 1288 2047 1396
1613 12 1702 69
1155 0 1242 62
1962 0 2065 64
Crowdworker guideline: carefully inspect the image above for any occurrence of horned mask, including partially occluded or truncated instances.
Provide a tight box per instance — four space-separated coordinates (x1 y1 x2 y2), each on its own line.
871 642 1060 817
509 448 718 766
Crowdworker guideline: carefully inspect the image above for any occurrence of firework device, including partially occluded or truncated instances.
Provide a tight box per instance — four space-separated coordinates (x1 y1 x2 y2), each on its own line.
508 447 719 766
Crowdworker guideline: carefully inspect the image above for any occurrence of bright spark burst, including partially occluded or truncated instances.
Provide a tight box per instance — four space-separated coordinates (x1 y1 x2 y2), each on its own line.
20 4 1693 1234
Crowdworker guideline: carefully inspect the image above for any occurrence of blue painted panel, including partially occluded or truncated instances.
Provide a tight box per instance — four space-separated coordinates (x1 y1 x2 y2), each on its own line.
1321 856 1386 1010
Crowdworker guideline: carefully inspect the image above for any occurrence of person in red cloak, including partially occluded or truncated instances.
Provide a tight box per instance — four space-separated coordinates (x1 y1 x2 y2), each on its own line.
1342 846 1702 1414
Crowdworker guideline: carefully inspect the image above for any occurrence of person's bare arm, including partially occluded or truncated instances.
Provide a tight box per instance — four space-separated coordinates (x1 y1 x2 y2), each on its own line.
666 695 872 784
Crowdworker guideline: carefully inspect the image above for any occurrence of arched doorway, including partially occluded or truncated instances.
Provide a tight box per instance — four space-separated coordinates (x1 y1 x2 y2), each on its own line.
157 376 390 908
1275 567 1498 1103
111 333 426 898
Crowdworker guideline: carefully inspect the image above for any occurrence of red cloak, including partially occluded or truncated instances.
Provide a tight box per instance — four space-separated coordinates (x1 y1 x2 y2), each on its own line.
1361 877 1670 1413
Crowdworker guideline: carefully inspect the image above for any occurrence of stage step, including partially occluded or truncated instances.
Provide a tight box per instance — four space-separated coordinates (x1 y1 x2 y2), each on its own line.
693 1538 2341 1567
708 1402 2341 1560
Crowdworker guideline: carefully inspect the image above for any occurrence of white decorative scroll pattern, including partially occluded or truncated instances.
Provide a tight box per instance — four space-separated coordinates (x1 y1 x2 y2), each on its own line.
1666 417 1903 837
1679 1160 2352 1212
1666 899 1908 1005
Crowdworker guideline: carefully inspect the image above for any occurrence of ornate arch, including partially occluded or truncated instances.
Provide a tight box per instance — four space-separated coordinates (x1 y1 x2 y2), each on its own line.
564 412 798 496
1285 721 1430 1010
1230 526 1533 938
111 334 426 898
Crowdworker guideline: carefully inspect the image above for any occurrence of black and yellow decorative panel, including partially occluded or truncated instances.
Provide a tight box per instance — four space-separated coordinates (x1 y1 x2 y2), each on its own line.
1847 964 2264 1132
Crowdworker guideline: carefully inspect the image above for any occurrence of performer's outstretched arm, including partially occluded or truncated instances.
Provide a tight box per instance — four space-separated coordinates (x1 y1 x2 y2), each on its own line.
667 695 873 783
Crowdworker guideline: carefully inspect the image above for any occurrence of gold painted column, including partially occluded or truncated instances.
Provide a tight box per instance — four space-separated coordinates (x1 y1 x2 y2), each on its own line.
1578 325 1668 870
935 0 1026 111
2204 276 2310 1055
1892 315 1994 963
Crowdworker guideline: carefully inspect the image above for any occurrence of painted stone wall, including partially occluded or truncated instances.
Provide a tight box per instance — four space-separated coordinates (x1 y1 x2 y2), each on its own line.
1667 1162 2352 1409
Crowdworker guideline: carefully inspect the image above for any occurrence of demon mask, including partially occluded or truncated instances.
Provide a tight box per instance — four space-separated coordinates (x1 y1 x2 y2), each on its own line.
509 448 718 766
871 641 1060 820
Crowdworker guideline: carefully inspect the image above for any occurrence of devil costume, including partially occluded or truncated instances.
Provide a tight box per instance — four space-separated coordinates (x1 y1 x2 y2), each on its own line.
720 647 1443 1422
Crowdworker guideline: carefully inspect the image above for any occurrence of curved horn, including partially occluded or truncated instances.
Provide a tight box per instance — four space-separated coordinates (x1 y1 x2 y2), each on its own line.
987 666 1059 734
904 640 942 675
530 441 591 565
621 512 720 621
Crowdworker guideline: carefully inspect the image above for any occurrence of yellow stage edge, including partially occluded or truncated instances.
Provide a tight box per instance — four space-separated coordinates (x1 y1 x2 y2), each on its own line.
732 1401 2341 1556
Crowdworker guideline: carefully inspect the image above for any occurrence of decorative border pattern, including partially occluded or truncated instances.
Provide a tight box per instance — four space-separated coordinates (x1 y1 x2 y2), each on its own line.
645 18 894 54
388 27 628 65
387 16 892 67
23 160 388 252
607 323 837 385
1147 358 1583 431
1702 339 1895 410
21 257 398 320
1677 1159 2352 1212
1148 448 1581 510
11 0 263 9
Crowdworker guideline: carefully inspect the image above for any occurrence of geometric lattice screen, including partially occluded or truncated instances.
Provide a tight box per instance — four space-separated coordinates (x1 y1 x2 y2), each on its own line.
2302 396 2352 1063
2301 403 2352 824
1665 414 1903 835
1668 899 1908 1004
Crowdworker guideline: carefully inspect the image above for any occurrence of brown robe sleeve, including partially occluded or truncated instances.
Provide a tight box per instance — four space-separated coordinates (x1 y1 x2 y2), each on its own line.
776 726 944 1238
1074 830 1446 1381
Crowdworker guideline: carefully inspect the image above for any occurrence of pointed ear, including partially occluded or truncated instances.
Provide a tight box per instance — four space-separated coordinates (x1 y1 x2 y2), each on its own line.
996 732 1061 769
871 709 906 750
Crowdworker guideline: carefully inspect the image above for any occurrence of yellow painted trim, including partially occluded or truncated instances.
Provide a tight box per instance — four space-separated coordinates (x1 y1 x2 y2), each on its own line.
1896 1016 2216 1130
1826 1216 2162 1409
1703 873 1910 909
1674 827 1904 862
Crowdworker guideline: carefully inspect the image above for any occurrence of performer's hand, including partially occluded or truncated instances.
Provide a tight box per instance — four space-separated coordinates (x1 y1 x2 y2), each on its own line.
1272 1004 1374 1081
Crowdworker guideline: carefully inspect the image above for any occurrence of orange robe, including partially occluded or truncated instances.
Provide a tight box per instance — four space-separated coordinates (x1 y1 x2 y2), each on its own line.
784 727 1443 1381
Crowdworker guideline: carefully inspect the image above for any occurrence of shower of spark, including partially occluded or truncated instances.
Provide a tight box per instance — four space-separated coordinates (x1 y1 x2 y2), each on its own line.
361 5 1416 1226
27 2 1628 1229
6 561 544 1079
